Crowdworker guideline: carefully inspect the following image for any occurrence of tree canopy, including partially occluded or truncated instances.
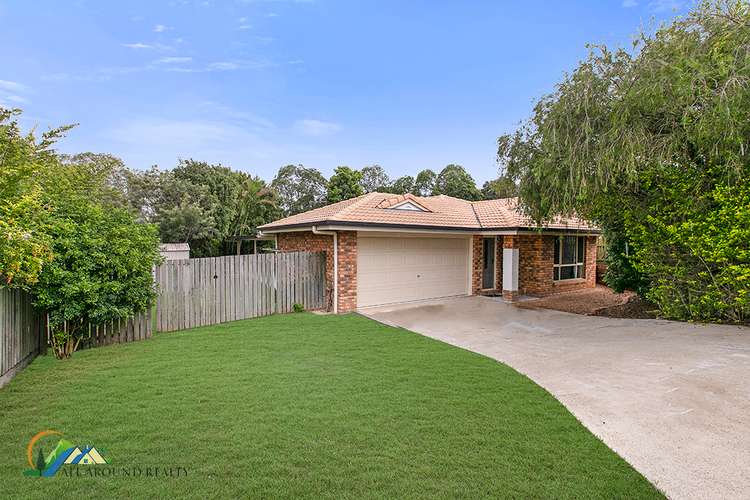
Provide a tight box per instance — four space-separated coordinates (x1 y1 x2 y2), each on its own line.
481 174 517 200
126 160 279 257
0 108 162 357
326 166 364 203
359 164 390 193
389 175 415 195
271 164 327 216
0 108 71 287
433 164 482 200
498 0 750 323
413 169 436 196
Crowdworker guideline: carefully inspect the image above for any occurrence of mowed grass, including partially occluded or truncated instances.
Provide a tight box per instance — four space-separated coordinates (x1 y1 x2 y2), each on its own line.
1 313 661 499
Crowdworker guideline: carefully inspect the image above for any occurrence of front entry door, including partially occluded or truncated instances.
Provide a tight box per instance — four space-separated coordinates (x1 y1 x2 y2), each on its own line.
482 237 495 289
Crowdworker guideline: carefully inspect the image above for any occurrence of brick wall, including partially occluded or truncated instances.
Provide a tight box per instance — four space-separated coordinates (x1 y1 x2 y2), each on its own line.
517 234 597 296
336 231 357 313
471 235 483 294
277 231 334 310
276 230 358 313
495 237 503 291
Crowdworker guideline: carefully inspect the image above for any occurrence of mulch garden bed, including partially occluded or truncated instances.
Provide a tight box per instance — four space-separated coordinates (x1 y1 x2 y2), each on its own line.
516 285 657 319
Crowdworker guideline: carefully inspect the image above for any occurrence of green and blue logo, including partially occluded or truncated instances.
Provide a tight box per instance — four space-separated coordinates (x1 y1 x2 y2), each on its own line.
24 430 108 477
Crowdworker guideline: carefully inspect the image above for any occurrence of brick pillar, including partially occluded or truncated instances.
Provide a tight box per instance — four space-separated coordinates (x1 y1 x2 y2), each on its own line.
471 235 483 294
502 235 519 301
336 231 358 313
495 236 503 291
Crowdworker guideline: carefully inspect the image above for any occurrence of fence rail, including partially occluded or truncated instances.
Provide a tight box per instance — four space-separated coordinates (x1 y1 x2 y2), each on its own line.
155 251 326 332
0 288 44 387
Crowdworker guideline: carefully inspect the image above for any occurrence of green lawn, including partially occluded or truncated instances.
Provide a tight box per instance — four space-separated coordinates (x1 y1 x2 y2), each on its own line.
0 313 661 499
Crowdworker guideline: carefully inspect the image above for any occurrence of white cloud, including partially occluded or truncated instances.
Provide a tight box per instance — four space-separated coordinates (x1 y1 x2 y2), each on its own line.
207 61 240 71
648 0 682 12
154 56 193 64
294 119 341 137
122 42 153 49
622 0 638 7
266 12 279 17
0 79 27 92
3 94 29 104
101 116 282 170
153 24 171 32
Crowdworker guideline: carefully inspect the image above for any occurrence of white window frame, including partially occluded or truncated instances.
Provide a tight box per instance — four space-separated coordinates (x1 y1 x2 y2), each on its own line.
553 235 586 281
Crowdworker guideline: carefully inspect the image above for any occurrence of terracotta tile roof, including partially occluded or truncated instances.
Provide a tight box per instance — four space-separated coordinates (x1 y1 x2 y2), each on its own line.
259 193 598 232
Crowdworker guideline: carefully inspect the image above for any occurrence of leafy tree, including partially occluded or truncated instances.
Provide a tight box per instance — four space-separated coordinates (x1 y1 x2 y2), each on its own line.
413 169 436 196
271 164 327 216
59 152 130 209
34 162 161 357
498 0 750 323
433 164 481 200
481 174 517 200
170 160 244 256
126 160 277 257
0 108 74 287
359 164 390 193
326 166 364 203
230 176 280 254
389 175 415 195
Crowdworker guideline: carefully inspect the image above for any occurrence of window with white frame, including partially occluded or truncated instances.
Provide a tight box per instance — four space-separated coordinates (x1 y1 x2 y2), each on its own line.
553 236 586 281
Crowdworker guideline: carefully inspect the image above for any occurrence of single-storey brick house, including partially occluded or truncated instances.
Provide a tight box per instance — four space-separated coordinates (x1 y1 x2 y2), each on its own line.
259 193 599 313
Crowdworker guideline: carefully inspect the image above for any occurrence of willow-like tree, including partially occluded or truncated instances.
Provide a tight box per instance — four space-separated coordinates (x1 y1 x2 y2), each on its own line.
498 0 750 323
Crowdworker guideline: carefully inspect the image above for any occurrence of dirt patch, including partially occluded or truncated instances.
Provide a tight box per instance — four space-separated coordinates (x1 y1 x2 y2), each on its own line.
516 285 657 319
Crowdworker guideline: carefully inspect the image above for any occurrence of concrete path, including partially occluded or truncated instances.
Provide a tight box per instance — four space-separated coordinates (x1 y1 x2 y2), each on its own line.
360 296 750 500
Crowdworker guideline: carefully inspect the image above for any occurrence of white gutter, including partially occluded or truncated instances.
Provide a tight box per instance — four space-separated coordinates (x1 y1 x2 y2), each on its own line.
312 226 338 314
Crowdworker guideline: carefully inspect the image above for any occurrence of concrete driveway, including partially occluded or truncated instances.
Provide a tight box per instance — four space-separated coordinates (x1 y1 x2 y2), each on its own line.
360 296 750 500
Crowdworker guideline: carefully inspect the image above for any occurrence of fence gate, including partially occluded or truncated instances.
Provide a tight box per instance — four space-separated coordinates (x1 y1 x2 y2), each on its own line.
154 251 326 332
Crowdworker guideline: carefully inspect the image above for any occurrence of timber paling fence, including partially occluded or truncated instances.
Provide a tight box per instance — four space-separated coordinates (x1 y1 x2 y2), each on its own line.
0 287 152 388
0 251 326 386
154 251 327 332
0 289 44 387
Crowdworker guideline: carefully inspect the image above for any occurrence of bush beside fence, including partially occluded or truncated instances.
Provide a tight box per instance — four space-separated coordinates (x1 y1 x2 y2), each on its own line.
1 250 326 386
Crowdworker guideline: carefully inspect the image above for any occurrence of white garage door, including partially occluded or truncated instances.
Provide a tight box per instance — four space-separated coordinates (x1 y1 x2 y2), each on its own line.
357 236 470 308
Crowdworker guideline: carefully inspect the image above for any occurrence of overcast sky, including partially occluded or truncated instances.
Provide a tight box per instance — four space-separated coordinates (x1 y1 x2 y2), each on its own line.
0 0 688 183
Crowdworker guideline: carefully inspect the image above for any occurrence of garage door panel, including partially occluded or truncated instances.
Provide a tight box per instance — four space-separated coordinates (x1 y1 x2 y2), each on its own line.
357 236 469 308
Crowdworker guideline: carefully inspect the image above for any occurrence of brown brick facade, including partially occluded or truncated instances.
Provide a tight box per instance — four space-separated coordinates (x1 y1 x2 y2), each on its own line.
336 231 357 313
516 234 597 297
277 231 335 311
471 235 483 294
279 229 597 312
277 230 358 313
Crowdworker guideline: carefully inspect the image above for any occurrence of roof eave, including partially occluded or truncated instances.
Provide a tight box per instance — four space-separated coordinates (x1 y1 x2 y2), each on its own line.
259 220 600 234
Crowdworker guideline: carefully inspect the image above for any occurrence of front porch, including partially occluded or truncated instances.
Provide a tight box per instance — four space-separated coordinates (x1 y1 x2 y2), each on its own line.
471 234 598 301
